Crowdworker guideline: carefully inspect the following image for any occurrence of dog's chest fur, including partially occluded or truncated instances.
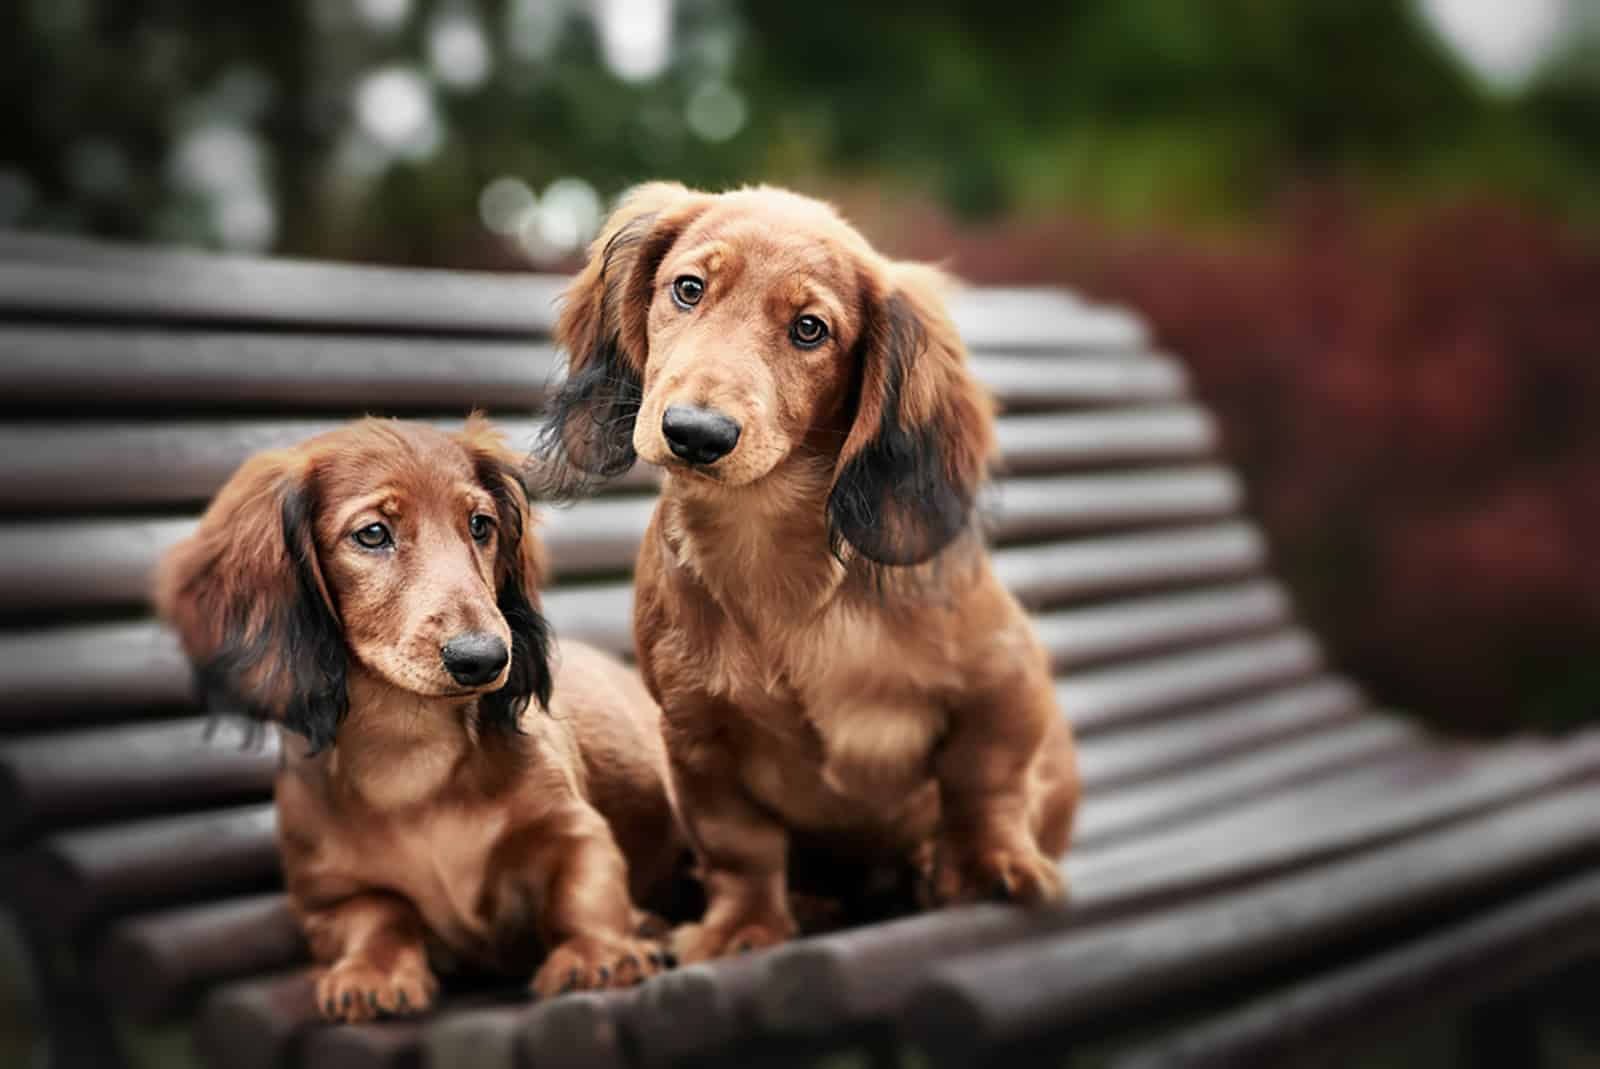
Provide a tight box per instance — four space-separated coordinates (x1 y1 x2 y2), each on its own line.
657 502 966 830
278 732 557 969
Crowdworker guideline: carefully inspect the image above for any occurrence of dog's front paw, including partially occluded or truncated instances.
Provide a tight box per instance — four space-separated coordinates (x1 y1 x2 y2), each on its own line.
669 916 794 963
919 838 1066 907
317 957 438 1023
531 936 670 999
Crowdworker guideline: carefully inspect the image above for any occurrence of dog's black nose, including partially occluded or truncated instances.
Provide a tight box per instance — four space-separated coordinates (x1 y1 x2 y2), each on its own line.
662 404 741 465
441 632 510 686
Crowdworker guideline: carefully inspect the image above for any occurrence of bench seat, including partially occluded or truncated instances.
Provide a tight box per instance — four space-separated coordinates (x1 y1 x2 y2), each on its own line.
0 231 1591 1069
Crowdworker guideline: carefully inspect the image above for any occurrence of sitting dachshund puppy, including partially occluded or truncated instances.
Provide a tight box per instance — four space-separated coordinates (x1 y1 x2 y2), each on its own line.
155 417 681 1020
539 184 1080 962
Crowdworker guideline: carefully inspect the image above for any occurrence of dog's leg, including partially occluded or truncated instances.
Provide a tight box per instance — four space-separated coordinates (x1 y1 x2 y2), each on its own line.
527 813 670 998
304 892 438 1023
923 670 1069 907
666 744 797 963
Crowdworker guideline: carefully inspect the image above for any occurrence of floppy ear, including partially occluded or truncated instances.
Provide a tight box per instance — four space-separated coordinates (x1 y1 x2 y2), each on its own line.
538 181 709 489
828 263 997 567
154 449 347 751
459 416 554 729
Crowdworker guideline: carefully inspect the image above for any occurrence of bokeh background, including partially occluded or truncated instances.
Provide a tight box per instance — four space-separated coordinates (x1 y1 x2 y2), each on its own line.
3 0 1597 733
3 2 1600 1065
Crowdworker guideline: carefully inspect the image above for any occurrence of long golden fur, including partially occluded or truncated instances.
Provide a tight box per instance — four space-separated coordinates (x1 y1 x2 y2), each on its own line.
543 184 1080 962
154 417 682 1019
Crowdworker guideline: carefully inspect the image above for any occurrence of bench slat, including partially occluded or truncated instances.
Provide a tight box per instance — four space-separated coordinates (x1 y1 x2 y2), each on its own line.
1063 630 1323 734
986 467 1239 542
91 713 1441 1045
13 804 279 934
48 671 1361 956
195 970 320 1069
0 417 653 513
0 407 1212 511
1 613 1312 848
1074 677 1363 789
753 738 1600 1038
898 783 1600 1067
1068 730 1600 909
995 406 1217 473
996 523 1266 610
0 529 1275 724
751 781 1600 1052
421 1006 539 1069
0 518 194 618
0 584 635 726
250 765 1600 1069
0 249 1144 349
0 469 1241 615
297 1019 425 1069
0 717 275 842
1075 718 1421 849
87 688 1376 1024
0 260 566 337
0 324 1184 412
1035 580 1289 671
97 895 303 1023
975 353 1186 408
0 328 557 410
1109 869 1600 1069
0 620 194 721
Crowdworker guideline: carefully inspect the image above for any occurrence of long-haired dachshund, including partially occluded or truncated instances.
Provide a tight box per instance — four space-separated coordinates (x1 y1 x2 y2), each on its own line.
540 184 1080 962
155 417 681 1019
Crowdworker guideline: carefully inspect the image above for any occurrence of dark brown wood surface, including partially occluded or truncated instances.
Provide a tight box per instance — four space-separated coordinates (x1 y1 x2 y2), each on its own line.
1109 869 1600 1069
1 235 1592 1069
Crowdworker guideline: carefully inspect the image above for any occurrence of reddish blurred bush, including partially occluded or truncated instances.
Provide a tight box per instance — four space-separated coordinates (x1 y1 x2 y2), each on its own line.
881 193 1600 734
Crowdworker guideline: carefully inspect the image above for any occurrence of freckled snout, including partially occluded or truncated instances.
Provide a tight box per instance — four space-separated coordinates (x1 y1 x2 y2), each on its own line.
440 632 510 687
662 404 741 466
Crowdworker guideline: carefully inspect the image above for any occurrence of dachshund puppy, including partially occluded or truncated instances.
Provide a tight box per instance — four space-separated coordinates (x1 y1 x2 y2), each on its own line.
540 184 1080 962
155 417 681 1020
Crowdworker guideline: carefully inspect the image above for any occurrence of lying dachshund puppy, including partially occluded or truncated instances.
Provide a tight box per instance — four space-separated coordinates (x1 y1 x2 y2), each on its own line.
540 184 1080 962
155 417 681 1019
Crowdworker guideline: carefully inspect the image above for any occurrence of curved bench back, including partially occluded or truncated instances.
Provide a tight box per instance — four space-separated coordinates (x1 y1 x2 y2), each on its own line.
0 232 1373 1068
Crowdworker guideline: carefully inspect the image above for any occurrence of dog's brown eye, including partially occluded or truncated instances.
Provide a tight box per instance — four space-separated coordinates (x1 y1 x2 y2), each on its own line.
469 513 493 543
672 275 704 309
791 314 828 348
352 522 392 550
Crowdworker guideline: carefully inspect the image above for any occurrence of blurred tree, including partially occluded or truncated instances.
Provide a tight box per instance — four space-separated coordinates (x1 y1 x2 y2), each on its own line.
2 0 1595 260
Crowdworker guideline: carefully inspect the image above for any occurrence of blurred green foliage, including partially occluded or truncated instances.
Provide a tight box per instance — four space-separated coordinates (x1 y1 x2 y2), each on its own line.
1 0 1595 264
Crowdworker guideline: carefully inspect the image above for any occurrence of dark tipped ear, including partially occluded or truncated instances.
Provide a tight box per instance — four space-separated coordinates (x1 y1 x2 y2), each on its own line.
154 451 348 751
537 182 707 492
461 418 555 729
828 264 996 567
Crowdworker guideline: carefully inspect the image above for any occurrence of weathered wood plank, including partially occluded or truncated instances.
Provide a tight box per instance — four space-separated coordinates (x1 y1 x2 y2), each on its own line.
0 244 1139 349
0 325 1182 411
0 533 1275 723
0 717 274 842
0 407 1212 511
97 895 302 1023
1109 869 1600 1069
898 784 1600 1067
0 260 566 337
0 470 1242 614
753 782 1600 1055
1063 630 1323 733
1073 677 1362 789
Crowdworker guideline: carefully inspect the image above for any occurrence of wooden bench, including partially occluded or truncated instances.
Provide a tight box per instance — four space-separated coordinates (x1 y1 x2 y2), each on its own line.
1 231 1596 1069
